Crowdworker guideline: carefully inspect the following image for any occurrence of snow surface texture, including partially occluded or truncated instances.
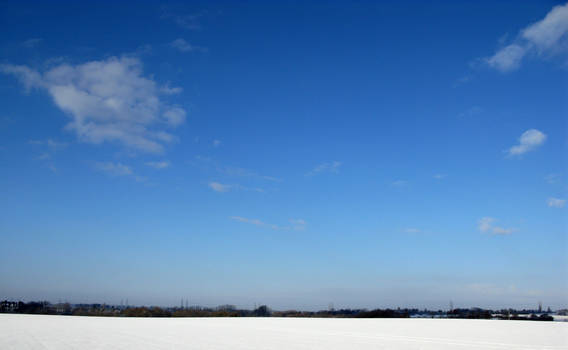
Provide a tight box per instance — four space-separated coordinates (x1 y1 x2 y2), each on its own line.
1 314 566 349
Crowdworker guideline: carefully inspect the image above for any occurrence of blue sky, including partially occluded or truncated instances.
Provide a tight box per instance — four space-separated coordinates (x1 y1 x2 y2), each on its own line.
0 1 566 310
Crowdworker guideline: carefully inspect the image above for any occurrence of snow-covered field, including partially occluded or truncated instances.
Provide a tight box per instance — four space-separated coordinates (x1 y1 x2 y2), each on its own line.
1 314 566 349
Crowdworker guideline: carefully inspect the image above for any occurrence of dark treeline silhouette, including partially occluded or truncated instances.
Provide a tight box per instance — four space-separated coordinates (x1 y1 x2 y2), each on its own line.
448 308 492 319
273 309 364 318
0 300 556 321
356 308 410 318
0 301 274 318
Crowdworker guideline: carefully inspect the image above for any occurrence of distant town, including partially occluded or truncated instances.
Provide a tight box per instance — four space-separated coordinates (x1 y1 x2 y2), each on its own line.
2 300 565 321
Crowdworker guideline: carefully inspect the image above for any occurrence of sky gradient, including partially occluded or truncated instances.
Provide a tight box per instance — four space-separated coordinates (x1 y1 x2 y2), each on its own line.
0 0 567 311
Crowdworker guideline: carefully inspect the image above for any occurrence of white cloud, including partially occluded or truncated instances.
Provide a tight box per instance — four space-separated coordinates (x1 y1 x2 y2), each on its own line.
547 197 566 208
0 64 42 91
306 161 342 176
522 3 568 52
1 56 186 153
478 217 515 235
160 84 182 95
163 107 186 127
95 162 133 176
486 3 568 72
486 44 527 72
145 161 170 169
209 182 231 193
507 129 547 156
213 139 222 147
169 38 207 53
478 217 495 233
433 174 447 180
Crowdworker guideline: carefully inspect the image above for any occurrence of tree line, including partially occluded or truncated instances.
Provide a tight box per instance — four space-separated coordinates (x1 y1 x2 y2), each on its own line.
0 300 554 320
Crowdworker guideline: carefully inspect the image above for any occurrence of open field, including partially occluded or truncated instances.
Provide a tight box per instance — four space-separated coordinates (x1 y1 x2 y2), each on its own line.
0 314 566 349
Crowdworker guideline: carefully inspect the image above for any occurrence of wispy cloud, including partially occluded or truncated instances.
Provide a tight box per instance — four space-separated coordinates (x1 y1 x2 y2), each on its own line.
209 182 231 193
289 218 307 231
478 217 515 235
391 180 408 187
230 216 266 227
547 197 566 208
145 161 170 169
169 38 207 53
478 217 494 232
545 173 561 184
458 106 483 118
222 165 264 178
261 175 281 182
21 38 42 48
433 174 447 180
453 74 472 88
29 138 67 172
29 138 67 152
162 11 204 30
213 139 222 147
230 216 297 231
289 218 306 225
160 84 183 95
162 107 186 127
485 3 568 72
404 228 421 233
507 129 547 156
1 56 186 154
306 161 342 176
193 156 281 182
486 44 527 72
491 227 515 235
208 181 264 193
95 162 133 177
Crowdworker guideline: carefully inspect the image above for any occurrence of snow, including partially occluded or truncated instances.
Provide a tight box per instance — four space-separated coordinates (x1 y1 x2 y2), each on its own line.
0 314 566 349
